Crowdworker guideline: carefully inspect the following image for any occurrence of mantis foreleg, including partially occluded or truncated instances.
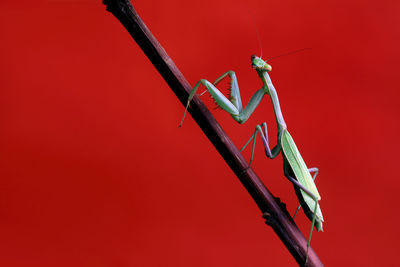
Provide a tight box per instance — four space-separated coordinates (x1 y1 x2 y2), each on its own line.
179 71 267 127
179 79 239 127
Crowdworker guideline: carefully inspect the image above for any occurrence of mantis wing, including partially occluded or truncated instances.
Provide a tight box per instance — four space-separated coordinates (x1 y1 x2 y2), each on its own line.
281 130 324 230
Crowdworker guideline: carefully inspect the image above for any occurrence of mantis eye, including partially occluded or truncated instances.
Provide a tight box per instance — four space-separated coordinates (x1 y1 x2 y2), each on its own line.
251 55 259 69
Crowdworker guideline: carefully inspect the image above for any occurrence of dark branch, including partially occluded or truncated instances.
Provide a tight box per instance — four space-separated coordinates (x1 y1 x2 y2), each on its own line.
102 1 324 266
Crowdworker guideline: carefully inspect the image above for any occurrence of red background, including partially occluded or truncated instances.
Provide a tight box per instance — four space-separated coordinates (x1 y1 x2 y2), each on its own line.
1 0 399 266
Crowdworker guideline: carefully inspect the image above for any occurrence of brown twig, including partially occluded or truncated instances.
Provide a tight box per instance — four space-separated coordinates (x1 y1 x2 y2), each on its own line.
102 1 324 266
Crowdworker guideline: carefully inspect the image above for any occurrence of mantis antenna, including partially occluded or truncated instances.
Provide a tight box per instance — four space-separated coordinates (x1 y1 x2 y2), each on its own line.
248 10 310 61
266 48 312 62
247 10 263 58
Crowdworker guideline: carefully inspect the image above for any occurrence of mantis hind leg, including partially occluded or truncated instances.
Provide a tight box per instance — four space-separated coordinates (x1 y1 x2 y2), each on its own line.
240 122 281 167
286 175 319 266
293 168 319 219
305 197 319 266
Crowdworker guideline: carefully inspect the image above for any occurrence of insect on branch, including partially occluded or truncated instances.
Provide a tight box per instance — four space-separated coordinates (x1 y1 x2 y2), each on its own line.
102 1 324 266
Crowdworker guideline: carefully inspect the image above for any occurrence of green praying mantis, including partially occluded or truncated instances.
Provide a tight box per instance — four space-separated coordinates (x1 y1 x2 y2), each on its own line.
179 55 324 262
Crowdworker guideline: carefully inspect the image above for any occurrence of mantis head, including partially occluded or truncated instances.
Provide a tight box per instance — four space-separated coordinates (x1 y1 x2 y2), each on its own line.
251 55 272 72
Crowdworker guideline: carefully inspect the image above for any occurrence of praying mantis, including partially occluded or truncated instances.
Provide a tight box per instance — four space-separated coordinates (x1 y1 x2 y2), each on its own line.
179 55 323 263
